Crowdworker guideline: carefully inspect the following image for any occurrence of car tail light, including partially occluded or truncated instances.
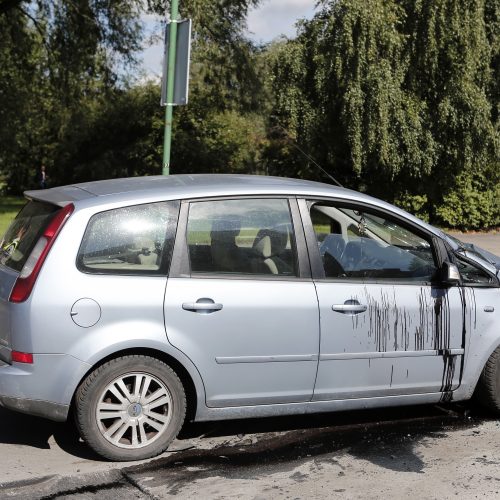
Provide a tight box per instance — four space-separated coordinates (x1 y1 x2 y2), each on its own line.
9 203 74 303
11 351 33 364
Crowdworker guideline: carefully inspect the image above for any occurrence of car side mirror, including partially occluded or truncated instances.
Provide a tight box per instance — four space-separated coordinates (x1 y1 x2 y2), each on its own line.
441 261 460 285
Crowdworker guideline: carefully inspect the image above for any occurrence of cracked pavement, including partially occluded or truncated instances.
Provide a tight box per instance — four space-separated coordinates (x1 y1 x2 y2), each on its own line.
3 404 500 499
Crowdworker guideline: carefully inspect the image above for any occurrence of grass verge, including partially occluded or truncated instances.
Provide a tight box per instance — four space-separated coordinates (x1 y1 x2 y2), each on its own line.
0 197 24 237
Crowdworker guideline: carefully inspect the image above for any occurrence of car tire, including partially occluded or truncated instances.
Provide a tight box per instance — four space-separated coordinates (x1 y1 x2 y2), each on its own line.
475 346 500 413
75 355 186 461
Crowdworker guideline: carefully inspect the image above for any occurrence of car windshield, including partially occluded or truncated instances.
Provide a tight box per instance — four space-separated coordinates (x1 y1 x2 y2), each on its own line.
336 208 430 250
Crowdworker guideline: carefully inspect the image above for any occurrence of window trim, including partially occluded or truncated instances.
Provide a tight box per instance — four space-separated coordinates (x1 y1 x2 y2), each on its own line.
169 196 311 281
76 200 180 277
299 197 446 286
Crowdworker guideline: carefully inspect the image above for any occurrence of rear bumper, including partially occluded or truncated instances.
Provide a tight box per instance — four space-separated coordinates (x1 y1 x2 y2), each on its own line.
0 353 91 422
0 395 68 421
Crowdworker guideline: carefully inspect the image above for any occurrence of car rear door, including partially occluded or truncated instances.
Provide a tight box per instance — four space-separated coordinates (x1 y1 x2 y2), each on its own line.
163 197 319 408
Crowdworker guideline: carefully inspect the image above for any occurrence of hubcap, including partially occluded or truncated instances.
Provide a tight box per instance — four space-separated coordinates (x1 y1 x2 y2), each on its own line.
96 372 173 449
128 403 143 418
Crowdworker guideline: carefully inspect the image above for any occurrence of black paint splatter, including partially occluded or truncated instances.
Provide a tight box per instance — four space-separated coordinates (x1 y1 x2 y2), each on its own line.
433 291 451 351
439 350 457 402
348 283 475 402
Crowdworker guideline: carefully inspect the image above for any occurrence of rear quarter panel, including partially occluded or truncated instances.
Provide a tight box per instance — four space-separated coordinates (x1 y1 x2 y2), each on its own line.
11 204 205 407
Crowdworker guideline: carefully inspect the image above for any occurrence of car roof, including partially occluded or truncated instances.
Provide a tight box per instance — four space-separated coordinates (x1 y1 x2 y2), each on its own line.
24 174 441 237
26 174 355 203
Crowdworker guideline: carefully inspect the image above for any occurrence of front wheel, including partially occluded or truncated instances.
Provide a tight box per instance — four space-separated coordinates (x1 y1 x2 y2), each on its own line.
75 355 186 461
475 346 500 413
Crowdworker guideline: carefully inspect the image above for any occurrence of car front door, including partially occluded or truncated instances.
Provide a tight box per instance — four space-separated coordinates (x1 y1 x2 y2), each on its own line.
300 199 467 401
163 197 319 408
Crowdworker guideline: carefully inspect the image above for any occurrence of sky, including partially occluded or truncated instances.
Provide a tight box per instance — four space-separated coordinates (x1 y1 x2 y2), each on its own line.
139 0 317 78
246 0 317 44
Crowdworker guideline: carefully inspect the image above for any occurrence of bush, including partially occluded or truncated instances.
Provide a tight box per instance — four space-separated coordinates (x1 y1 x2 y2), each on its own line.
435 172 500 230
394 193 430 223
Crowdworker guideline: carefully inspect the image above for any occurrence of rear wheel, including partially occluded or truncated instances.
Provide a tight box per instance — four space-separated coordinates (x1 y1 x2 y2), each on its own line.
475 346 500 413
75 355 186 461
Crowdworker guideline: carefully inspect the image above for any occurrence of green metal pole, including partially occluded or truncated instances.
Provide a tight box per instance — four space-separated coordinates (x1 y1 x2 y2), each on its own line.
162 0 179 176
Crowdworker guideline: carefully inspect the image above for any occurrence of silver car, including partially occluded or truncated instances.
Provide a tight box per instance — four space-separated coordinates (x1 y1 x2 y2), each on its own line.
0 174 498 461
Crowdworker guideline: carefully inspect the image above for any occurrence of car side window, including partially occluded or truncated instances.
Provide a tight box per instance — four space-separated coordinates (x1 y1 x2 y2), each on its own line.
187 199 298 277
455 256 493 285
77 201 179 274
310 203 437 281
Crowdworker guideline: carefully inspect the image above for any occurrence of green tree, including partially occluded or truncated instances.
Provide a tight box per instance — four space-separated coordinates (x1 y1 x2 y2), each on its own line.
0 7 48 191
401 0 499 224
0 0 142 192
146 0 267 175
269 0 499 228
0 0 265 191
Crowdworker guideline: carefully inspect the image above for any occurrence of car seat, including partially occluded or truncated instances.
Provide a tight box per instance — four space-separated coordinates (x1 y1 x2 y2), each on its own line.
251 228 292 275
319 234 346 277
210 219 250 273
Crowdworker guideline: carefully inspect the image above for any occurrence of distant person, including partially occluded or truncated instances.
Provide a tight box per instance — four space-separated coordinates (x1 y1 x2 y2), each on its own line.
38 165 47 189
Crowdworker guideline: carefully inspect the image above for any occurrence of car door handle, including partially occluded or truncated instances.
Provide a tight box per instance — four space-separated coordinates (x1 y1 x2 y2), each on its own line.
332 303 367 314
182 299 223 313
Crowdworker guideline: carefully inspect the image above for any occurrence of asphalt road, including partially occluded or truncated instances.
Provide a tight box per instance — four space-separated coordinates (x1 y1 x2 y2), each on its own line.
1 233 499 499
2 404 500 499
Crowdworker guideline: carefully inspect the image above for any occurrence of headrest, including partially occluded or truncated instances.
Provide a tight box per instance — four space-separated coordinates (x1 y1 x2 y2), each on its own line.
253 229 288 258
210 219 241 243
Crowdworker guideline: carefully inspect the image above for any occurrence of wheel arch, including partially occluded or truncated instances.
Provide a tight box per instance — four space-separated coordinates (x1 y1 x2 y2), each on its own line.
71 346 203 423
462 337 500 400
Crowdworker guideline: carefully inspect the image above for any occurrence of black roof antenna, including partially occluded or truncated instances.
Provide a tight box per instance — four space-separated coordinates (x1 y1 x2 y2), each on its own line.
276 124 344 188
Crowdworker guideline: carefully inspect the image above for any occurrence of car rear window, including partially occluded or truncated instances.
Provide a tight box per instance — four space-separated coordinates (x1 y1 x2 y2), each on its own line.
77 200 179 275
0 201 60 272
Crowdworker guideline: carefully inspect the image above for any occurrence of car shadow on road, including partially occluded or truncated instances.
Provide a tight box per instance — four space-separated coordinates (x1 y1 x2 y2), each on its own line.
0 407 102 461
0 402 491 468
119 404 492 497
